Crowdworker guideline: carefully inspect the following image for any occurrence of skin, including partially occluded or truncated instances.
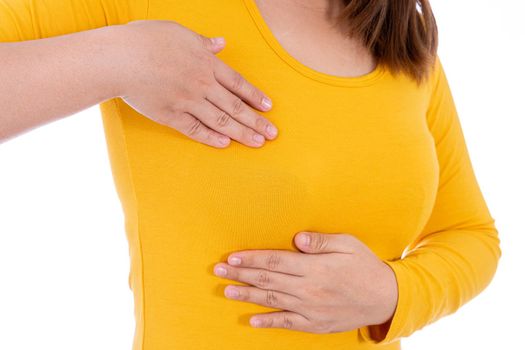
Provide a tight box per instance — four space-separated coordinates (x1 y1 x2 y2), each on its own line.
0 21 278 147
212 0 398 333
254 0 378 78
213 231 398 333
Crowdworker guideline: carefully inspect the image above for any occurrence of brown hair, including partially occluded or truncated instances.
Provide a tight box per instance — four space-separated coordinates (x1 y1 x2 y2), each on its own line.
335 0 439 86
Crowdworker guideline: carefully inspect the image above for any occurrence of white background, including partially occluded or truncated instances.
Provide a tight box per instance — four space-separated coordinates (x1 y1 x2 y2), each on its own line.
1 1 524 349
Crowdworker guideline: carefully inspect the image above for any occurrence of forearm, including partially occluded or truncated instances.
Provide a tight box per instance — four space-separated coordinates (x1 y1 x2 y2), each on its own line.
0 24 127 142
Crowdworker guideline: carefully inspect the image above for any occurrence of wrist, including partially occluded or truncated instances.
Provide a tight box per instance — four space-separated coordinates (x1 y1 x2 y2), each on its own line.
377 261 399 325
92 24 137 100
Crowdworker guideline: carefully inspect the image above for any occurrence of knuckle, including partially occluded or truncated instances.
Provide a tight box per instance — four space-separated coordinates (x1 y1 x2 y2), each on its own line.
175 81 195 99
196 33 208 48
256 271 271 288
165 103 181 115
232 71 245 92
158 106 183 126
216 110 231 127
194 74 213 89
303 284 326 299
265 253 281 271
204 131 215 144
254 115 267 130
249 85 262 102
187 118 203 137
265 290 278 307
231 97 244 118
238 287 249 301
312 235 329 251
170 97 191 112
282 315 294 329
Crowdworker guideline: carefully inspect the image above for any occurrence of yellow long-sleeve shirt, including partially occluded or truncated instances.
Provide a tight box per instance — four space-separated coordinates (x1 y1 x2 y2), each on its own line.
0 0 502 349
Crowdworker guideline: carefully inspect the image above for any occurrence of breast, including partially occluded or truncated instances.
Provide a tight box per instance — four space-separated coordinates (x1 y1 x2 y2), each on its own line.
112 71 438 262
106 0 440 263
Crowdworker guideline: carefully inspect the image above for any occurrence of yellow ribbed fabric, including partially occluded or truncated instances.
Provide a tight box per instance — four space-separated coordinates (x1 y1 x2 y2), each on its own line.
1 1 502 349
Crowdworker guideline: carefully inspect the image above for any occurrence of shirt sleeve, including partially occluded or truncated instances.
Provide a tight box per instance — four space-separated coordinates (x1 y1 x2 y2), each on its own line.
357 55 502 344
0 0 148 42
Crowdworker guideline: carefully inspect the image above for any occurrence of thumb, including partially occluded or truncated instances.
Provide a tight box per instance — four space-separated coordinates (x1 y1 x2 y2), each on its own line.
294 231 359 254
201 35 226 53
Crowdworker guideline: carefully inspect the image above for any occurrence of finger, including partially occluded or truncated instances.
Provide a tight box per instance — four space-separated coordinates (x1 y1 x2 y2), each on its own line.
223 285 303 314
161 109 231 148
249 311 313 333
186 97 266 148
212 57 273 113
294 232 362 254
205 82 278 140
226 250 309 276
214 263 304 296
197 33 226 54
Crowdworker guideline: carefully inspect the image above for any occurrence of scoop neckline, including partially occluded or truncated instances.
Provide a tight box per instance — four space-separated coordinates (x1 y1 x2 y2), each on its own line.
242 0 387 88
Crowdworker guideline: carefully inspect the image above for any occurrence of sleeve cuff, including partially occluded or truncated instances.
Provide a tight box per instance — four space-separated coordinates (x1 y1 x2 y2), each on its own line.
358 259 409 345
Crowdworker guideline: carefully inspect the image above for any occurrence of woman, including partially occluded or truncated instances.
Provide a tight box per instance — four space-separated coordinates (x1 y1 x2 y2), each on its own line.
0 0 501 349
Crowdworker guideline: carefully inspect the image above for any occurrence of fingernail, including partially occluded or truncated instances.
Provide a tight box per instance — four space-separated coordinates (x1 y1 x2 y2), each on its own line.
266 124 278 138
251 318 263 327
219 136 230 145
212 37 225 46
225 287 240 298
253 133 265 144
300 233 311 246
214 266 227 276
262 97 272 110
228 256 242 265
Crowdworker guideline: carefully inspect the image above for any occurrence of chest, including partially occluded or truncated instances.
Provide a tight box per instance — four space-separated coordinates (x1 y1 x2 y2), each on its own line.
251 0 377 78
118 0 440 259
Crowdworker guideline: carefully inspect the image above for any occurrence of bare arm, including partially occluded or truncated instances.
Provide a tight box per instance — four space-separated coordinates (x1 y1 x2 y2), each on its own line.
0 19 277 147
0 25 124 142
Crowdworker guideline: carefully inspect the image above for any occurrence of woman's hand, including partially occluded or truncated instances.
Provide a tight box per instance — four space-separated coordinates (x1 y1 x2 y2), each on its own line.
113 20 278 148
213 231 399 334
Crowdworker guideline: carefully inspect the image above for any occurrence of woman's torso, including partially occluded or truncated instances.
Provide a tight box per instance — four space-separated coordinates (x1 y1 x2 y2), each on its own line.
99 0 438 349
